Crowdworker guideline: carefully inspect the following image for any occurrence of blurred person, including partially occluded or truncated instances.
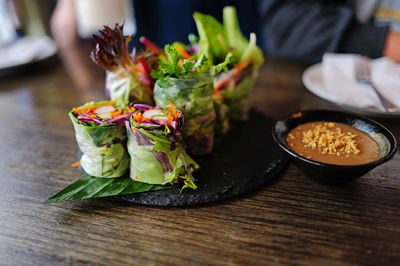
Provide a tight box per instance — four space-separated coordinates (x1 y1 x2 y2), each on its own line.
51 0 106 90
261 0 400 63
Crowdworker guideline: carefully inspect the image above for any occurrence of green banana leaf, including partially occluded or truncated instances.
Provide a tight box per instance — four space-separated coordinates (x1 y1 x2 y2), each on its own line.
44 174 174 203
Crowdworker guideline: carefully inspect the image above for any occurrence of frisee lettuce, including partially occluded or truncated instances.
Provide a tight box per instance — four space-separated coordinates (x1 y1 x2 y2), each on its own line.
151 44 231 80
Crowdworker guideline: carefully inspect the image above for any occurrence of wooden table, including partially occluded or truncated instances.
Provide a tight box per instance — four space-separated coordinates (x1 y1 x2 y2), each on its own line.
1 60 399 265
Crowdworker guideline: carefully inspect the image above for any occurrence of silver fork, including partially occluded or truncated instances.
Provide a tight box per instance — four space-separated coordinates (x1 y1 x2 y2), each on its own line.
355 58 398 112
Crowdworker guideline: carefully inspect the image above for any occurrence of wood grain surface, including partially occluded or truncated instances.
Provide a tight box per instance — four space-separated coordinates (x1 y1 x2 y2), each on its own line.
0 60 399 265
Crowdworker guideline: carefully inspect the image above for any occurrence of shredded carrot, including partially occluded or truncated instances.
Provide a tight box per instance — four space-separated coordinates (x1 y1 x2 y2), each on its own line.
134 175 138 180
110 110 123 118
214 59 251 93
131 126 137 131
130 66 144 73
167 102 179 120
72 161 81 167
106 96 121 107
118 73 126 78
133 112 149 123
173 43 191 59
168 102 176 113
235 59 250 72
214 90 222 99
73 104 99 115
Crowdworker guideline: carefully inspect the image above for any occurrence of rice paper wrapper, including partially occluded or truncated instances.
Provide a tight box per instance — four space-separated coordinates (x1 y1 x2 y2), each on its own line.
69 112 129 178
229 72 257 121
153 75 215 155
125 121 198 188
106 69 153 107
213 97 230 137
214 68 259 122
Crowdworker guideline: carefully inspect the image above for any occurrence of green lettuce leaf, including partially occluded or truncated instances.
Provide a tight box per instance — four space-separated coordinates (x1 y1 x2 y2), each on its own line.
151 44 213 79
126 119 199 189
193 12 228 64
44 174 174 203
223 6 264 67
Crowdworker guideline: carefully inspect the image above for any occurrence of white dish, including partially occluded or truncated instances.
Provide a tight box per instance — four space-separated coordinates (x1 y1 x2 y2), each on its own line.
302 63 400 118
0 36 57 74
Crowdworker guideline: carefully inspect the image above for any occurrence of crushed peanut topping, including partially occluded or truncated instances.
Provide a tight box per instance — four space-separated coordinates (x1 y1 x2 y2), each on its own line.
302 122 360 156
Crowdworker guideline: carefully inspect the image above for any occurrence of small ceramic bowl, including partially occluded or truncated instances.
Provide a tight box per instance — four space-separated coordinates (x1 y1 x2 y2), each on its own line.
272 110 397 185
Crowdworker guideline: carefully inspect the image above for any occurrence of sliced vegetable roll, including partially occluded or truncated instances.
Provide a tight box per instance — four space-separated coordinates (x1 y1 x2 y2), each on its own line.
125 104 198 190
213 60 258 121
154 74 215 155
70 100 134 178
91 24 160 107
151 44 224 155
193 6 264 123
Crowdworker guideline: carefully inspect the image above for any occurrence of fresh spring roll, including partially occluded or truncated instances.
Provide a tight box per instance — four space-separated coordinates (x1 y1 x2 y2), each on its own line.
153 74 216 155
70 100 135 177
193 6 264 123
213 93 230 136
213 62 258 122
125 104 198 190
91 24 158 107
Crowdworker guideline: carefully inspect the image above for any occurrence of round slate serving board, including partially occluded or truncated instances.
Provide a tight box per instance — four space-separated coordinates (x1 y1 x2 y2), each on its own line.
117 110 289 206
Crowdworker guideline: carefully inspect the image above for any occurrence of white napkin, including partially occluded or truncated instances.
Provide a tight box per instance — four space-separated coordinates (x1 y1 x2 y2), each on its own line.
0 36 57 69
322 53 400 111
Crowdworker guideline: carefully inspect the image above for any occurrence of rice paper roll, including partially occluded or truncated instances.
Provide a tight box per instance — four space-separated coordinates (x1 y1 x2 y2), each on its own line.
193 6 264 123
69 100 134 178
229 69 257 120
125 104 198 190
91 24 158 107
214 64 258 122
213 87 231 136
153 74 216 155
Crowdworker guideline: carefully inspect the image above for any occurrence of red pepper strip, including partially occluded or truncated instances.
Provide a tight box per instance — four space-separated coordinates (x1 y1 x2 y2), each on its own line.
139 36 165 56
138 56 154 86
195 110 216 124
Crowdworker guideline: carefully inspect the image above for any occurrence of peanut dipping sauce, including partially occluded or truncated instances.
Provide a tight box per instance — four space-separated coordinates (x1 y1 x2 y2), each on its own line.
286 121 380 165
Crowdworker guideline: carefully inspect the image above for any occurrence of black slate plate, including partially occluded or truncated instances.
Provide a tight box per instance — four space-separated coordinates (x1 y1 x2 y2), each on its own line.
116 110 289 206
